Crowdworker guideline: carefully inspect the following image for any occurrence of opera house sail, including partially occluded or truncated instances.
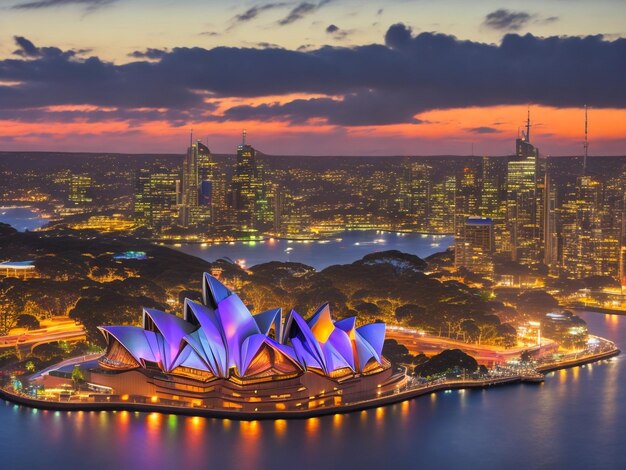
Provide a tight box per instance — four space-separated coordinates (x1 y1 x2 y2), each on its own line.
90 274 404 412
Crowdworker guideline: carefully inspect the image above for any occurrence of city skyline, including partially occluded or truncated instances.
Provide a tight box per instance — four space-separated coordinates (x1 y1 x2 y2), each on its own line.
0 0 624 155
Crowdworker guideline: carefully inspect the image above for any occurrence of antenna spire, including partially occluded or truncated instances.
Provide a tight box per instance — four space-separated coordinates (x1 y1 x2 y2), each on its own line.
526 107 531 143
190 129 193 147
242 129 247 146
583 105 589 175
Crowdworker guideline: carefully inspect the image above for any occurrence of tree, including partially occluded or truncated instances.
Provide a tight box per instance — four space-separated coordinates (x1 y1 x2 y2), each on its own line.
414 349 479 377
516 290 559 315
382 339 414 366
0 279 26 336
16 314 40 331
71 365 85 387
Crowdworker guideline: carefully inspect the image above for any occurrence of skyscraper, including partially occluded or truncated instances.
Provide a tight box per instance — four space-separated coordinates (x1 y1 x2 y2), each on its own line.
480 156 507 252
134 167 181 230
68 174 93 206
181 139 213 228
230 131 268 232
506 111 544 264
400 162 431 231
454 217 495 274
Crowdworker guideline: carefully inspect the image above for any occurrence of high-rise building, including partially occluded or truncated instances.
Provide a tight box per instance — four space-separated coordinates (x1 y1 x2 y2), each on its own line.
68 174 93 206
543 169 559 273
181 140 213 228
400 162 431 230
455 166 480 233
560 175 614 277
454 217 495 274
134 167 181 230
480 157 507 252
506 112 544 264
230 131 269 232
429 175 456 233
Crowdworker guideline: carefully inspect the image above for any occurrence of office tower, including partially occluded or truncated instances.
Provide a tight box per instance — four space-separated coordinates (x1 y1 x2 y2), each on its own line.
561 175 601 277
454 217 495 274
429 175 456 233
68 174 93 206
134 167 181 230
506 112 543 264
273 184 310 236
401 162 431 230
230 131 268 232
455 166 480 225
181 140 212 228
543 170 559 273
480 156 507 252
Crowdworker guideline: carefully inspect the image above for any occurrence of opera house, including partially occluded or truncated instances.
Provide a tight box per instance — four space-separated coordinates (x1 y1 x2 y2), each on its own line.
87 274 404 412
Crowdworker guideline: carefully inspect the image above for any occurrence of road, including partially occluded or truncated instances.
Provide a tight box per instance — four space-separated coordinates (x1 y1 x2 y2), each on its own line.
386 326 558 366
0 317 86 353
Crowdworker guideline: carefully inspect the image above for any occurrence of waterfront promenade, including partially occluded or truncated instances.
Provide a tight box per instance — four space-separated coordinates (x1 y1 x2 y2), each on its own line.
0 341 619 420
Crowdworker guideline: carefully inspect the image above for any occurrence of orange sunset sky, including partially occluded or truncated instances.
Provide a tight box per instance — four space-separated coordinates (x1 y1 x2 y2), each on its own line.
0 0 624 156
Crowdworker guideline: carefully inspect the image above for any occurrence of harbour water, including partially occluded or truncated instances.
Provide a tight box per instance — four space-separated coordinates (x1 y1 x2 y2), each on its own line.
174 231 453 270
0 206 48 232
1 311 624 469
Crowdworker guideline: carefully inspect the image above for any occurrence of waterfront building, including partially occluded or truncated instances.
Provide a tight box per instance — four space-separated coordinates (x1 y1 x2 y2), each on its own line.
400 162 431 231
429 175 456 234
134 167 181 231
541 311 588 350
230 132 270 233
454 217 495 275
561 175 620 278
0 260 36 279
68 214 136 232
88 274 400 410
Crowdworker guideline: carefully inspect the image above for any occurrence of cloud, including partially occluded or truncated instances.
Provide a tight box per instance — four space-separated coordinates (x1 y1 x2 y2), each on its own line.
483 9 532 31
326 24 349 40
128 48 168 60
13 36 40 57
385 23 412 48
278 0 331 26
229 3 286 29
0 29 625 128
12 35 86 59
12 0 117 11
467 126 499 134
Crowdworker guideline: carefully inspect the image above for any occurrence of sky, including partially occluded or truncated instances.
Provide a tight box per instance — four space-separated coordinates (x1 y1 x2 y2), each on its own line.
0 0 625 156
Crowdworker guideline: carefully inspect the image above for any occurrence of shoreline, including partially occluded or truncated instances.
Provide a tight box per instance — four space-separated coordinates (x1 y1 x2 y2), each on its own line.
0 346 619 421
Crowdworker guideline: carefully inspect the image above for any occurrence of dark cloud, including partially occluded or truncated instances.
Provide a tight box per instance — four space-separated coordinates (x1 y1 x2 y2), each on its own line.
13 36 39 57
278 0 331 26
385 23 412 49
230 3 286 28
12 0 117 11
128 48 168 60
483 9 532 31
326 24 349 40
0 29 624 127
12 35 85 59
467 126 499 134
